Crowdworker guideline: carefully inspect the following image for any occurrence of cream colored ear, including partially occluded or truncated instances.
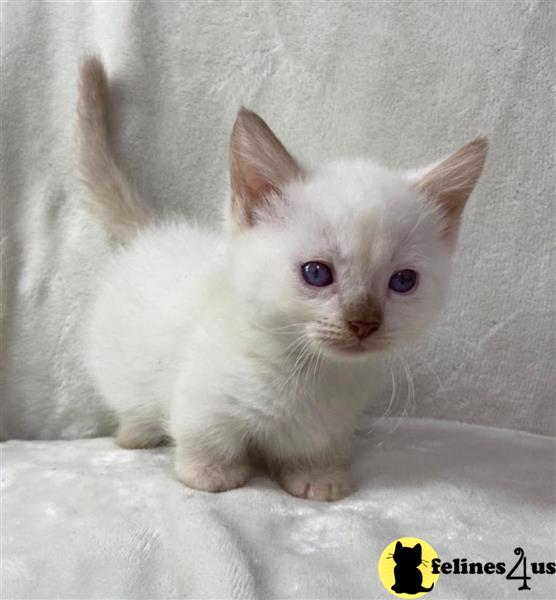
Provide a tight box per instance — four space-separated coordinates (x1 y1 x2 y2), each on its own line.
414 138 488 242
229 108 304 228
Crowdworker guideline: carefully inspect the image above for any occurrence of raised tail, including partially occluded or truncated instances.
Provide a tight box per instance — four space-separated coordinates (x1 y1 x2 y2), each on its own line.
77 56 150 244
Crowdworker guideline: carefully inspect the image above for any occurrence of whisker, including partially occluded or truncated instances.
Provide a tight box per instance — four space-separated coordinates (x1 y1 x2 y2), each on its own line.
366 351 400 437
377 353 414 439
401 357 416 419
283 337 313 397
414 358 448 405
384 364 398 419
251 321 306 336
292 340 314 399
309 343 325 402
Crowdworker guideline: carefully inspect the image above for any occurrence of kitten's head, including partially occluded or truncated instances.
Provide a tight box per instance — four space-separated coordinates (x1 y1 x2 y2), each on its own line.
226 108 487 359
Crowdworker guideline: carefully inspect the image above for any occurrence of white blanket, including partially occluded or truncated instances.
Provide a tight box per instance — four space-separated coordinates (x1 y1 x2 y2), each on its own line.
3 418 555 599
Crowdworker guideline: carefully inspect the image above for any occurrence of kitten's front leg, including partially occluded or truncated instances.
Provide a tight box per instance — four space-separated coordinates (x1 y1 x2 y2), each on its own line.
173 429 252 493
279 464 352 501
275 445 353 502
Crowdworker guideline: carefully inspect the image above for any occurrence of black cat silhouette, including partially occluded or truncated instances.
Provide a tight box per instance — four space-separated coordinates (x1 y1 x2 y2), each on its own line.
391 541 434 594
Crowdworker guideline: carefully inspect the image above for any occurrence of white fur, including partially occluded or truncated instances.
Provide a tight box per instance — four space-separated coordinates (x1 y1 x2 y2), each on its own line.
85 161 456 500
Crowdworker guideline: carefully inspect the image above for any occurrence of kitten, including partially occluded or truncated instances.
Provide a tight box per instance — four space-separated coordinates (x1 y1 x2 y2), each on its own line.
78 57 487 501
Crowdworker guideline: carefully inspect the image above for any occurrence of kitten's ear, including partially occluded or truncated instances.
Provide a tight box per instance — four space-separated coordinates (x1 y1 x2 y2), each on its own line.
413 138 488 244
229 107 304 229
395 541 403 551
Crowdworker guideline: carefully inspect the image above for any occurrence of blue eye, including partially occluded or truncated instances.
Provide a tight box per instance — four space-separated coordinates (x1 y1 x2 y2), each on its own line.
389 269 418 294
301 262 334 287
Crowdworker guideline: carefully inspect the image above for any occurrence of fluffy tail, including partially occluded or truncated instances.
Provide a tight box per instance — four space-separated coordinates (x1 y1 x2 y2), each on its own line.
77 56 150 244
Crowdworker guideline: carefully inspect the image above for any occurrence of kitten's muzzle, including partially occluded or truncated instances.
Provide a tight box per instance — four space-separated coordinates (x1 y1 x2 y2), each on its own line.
344 298 383 341
346 319 381 340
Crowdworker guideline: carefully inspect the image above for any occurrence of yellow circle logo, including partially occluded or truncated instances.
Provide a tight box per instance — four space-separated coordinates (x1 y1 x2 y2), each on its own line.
378 537 440 598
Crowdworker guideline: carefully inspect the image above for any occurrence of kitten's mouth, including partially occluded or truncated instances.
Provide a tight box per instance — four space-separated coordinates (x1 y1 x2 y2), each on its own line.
309 328 391 358
316 338 375 358
320 337 390 357
334 341 369 355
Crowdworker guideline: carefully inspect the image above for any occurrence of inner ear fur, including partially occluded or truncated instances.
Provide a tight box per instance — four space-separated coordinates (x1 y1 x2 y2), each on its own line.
229 107 304 228
414 137 488 242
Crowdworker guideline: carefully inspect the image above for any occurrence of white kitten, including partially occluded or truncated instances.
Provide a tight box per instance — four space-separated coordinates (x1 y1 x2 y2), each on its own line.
78 57 487 501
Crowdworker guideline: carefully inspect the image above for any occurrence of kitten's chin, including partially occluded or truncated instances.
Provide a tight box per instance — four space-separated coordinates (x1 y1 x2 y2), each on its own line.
316 338 390 361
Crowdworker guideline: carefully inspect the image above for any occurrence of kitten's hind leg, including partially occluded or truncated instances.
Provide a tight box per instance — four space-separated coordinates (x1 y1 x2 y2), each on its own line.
117 412 169 449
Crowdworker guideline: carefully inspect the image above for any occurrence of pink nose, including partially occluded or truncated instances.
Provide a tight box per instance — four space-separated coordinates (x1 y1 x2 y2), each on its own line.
347 320 380 340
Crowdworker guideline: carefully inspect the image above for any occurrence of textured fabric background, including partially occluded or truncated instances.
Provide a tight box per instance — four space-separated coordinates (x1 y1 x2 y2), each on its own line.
1 1 554 438
3 419 555 599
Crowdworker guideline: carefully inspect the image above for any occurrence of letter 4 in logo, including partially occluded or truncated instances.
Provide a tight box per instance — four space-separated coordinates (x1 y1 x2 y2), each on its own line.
378 537 440 598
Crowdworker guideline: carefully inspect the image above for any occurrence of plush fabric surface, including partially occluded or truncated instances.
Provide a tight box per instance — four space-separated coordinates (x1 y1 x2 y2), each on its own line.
1 1 554 440
2 418 555 599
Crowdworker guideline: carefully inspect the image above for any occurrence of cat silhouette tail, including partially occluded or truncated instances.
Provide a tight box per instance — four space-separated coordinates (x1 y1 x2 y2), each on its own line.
420 583 434 592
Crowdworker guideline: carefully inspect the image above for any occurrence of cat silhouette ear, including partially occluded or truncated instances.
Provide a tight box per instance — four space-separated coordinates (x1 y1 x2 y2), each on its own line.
413 543 422 558
395 541 403 551
229 108 304 229
412 138 488 246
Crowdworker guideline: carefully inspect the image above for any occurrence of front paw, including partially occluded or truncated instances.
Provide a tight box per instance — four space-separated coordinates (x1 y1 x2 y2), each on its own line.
175 459 251 493
280 467 352 501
